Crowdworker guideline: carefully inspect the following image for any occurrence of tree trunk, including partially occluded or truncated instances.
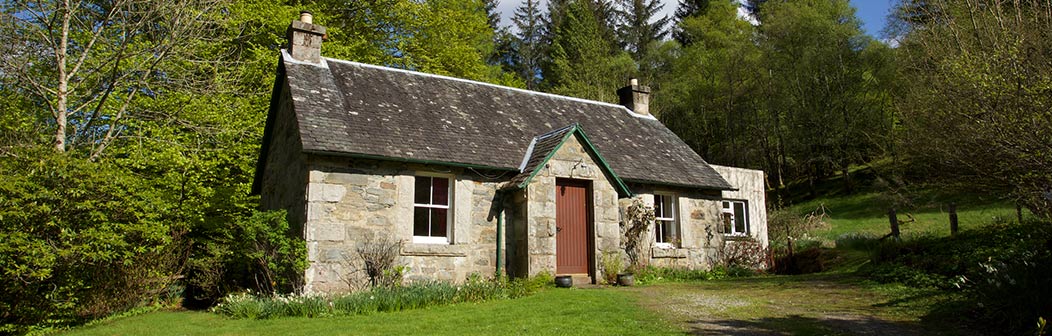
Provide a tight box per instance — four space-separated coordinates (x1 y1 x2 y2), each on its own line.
54 0 72 153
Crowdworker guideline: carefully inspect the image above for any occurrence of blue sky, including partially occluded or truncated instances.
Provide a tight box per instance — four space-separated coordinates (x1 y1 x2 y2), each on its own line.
496 0 896 38
850 0 895 38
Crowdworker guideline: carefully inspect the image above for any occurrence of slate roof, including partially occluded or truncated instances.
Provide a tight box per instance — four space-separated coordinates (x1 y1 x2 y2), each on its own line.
505 124 632 196
507 125 574 188
270 50 732 190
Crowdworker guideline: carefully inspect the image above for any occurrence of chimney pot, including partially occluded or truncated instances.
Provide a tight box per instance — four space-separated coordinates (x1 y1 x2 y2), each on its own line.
617 79 651 116
286 11 326 63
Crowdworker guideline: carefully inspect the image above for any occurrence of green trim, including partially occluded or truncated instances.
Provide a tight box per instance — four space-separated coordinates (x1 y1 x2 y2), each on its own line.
515 129 574 189
515 124 634 197
306 150 518 172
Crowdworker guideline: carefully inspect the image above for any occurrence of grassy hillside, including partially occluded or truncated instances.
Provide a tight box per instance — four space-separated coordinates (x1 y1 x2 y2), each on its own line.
776 164 1032 243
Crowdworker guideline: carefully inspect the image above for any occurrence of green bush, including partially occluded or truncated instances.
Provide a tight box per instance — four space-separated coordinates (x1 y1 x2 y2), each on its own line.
183 209 308 308
772 247 838 275
860 220 1052 334
0 155 182 333
214 274 553 319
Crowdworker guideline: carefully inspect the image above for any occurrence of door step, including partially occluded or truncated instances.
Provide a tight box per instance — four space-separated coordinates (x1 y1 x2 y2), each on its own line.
558 273 593 286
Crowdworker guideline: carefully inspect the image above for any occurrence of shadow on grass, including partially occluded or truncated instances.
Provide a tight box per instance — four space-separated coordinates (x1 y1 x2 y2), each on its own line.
686 314 924 336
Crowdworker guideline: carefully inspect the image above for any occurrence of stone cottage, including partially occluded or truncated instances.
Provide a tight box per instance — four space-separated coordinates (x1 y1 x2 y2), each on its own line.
252 14 768 293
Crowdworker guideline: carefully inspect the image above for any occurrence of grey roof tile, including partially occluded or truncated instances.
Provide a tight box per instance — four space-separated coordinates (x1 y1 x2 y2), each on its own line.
280 52 731 190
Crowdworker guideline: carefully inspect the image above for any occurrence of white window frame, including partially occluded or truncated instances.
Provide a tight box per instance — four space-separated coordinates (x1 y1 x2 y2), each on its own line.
722 200 749 236
654 193 678 248
412 173 454 244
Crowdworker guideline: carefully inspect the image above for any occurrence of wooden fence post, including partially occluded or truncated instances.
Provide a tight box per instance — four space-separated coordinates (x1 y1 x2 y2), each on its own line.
1017 203 1024 223
949 203 959 237
889 208 900 240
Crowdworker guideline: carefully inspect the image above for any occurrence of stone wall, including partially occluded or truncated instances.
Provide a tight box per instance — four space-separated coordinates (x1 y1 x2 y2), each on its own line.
625 185 724 270
269 123 767 292
711 165 769 247
522 135 621 283
260 85 308 234
302 157 508 293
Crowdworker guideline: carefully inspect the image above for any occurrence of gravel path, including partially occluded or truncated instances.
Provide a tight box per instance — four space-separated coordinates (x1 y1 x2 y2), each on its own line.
631 275 949 335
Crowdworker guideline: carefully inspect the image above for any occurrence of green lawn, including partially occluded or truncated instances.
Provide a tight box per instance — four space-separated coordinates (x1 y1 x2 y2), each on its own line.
65 276 958 336
64 288 681 336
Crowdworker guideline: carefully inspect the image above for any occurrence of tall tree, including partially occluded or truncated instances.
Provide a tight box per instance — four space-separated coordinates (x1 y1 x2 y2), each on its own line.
484 0 520 79
671 0 711 45
660 0 762 170
0 0 221 156
616 0 671 61
893 0 1052 219
321 0 517 85
546 0 636 101
511 0 548 89
0 0 527 330
757 0 893 196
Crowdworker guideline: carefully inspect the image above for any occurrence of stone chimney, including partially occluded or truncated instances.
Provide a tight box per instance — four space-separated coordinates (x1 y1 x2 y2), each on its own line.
286 11 326 63
617 78 650 116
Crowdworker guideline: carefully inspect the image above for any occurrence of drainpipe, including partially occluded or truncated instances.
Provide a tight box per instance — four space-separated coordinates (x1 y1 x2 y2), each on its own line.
495 191 505 278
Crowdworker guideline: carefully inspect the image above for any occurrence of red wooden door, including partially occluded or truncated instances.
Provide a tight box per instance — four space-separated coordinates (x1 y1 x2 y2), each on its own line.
556 179 590 274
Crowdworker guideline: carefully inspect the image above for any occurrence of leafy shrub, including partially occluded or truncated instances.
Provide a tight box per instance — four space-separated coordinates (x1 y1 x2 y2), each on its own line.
767 205 831 250
772 247 838 275
717 238 771 271
214 274 553 319
861 220 1052 334
620 198 655 269
0 155 182 333
599 252 623 285
183 209 308 308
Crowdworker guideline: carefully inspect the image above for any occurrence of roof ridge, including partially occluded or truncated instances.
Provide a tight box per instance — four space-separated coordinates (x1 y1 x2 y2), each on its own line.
314 53 657 121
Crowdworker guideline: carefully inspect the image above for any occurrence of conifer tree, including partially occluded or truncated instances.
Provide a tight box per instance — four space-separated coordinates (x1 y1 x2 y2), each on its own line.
511 0 547 89
616 0 670 60
671 0 711 45
546 0 636 101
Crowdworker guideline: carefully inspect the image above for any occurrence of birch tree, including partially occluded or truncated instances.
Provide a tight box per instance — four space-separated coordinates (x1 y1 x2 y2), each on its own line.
0 0 220 158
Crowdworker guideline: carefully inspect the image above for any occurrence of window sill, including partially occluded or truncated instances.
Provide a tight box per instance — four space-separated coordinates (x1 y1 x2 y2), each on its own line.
654 242 676 249
412 236 449 245
651 247 688 259
401 243 466 257
723 234 754 241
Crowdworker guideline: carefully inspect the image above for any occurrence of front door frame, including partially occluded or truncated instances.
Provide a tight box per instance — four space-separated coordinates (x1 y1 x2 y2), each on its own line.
555 178 595 280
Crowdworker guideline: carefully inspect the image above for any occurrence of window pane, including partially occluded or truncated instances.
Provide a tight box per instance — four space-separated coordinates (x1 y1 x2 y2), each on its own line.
661 196 674 218
414 177 431 204
722 201 730 209
413 207 429 236
653 195 664 218
432 177 449 206
430 208 448 237
657 220 675 243
734 202 747 233
722 212 733 233
655 220 664 243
